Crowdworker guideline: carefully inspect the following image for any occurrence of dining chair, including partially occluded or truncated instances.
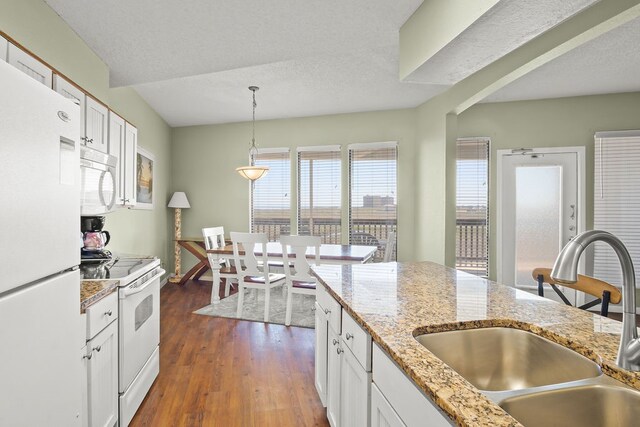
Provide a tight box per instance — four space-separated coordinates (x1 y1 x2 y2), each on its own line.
202 227 237 303
532 267 621 317
281 235 321 327
231 232 286 322
382 231 396 262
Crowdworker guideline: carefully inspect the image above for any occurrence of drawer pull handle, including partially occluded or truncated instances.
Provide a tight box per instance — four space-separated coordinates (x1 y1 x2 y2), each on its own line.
105 310 113 316
345 333 353 340
332 339 339 346
93 345 102 352
83 353 92 360
336 348 343 355
324 308 330 315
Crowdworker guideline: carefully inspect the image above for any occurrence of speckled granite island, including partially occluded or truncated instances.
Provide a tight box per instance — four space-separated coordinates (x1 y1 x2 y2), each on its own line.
311 261 640 427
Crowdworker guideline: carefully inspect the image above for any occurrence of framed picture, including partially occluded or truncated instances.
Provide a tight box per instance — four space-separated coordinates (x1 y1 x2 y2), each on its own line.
135 146 155 210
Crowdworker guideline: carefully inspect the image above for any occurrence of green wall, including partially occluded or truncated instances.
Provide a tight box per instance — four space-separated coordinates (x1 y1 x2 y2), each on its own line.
458 92 640 280
172 109 417 270
0 0 173 268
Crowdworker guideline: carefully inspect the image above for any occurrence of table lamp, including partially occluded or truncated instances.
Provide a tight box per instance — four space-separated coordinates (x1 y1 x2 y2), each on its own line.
168 192 191 284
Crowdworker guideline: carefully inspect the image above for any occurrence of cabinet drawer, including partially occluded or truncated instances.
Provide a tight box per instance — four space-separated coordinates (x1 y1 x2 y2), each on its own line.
373 344 453 427
317 284 341 333
341 309 372 371
86 292 118 340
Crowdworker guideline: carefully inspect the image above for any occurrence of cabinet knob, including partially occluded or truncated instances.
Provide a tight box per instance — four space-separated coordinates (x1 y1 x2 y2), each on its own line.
332 339 339 346
105 310 112 316
87 138 94 143
83 353 92 360
80 136 87 142
324 308 330 315
345 333 353 340
311 306 316 312
92 345 102 353
336 348 343 355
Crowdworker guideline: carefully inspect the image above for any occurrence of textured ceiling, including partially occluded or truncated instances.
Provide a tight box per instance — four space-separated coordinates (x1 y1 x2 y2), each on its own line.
482 16 640 103
43 0 610 126
404 0 599 84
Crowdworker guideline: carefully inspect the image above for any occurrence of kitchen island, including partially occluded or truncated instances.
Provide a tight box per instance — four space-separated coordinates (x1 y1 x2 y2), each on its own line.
311 261 640 426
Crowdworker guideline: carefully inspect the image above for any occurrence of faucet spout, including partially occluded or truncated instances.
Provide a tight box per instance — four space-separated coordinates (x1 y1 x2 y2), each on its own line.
551 230 639 371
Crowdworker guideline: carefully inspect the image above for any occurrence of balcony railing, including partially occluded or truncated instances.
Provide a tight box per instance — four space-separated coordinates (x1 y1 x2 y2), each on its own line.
252 218 396 261
456 218 488 276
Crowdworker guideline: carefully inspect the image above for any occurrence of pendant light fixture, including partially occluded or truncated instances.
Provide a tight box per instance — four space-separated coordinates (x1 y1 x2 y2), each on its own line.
236 86 269 181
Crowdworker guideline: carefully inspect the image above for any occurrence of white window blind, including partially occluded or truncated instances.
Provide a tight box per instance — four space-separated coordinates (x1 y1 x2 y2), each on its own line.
348 142 397 261
250 148 290 241
593 131 640 288
456 138 489 277
297 146 342 244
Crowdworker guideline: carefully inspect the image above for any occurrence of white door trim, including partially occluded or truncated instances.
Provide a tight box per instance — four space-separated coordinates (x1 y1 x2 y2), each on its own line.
496 146 586 285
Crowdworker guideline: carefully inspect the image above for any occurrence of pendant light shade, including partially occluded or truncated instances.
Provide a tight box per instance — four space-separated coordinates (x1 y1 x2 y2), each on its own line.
236 86 269 181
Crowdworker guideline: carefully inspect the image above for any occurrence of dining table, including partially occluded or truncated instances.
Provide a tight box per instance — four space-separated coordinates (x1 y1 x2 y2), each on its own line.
206 241 378 304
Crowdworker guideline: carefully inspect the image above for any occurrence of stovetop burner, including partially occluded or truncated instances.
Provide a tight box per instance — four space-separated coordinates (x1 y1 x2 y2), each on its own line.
80 255 159 282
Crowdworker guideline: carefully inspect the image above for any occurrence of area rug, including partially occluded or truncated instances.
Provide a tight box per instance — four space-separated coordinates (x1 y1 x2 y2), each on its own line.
194 289 316 328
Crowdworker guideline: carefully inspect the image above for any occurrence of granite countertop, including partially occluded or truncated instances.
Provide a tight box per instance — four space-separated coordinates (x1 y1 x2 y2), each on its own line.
311 261 640 427
80 279 118 313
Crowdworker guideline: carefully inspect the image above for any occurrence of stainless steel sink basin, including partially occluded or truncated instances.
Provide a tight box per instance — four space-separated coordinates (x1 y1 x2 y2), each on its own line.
500 384 640 427
415 327 601 391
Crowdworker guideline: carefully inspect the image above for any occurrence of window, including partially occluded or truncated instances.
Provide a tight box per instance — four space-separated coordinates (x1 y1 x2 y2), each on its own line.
348 142 397 261
456 138 489 276
593 131 640 287
297 146 341 244
250 148 290 241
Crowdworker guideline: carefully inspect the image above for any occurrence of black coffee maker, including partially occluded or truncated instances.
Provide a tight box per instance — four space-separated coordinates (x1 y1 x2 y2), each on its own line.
81 216 112 260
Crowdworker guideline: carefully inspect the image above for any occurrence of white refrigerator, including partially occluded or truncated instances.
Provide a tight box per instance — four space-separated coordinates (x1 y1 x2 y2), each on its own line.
0 59 83 426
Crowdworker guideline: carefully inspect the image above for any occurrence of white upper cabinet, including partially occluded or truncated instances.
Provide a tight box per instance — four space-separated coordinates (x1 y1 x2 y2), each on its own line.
85 97 109 153
7 42 52 87
0 36 7 62
122 123 138 207
53 74 86 143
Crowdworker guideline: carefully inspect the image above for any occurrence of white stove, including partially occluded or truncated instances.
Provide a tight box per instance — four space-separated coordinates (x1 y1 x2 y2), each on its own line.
81 255 164 426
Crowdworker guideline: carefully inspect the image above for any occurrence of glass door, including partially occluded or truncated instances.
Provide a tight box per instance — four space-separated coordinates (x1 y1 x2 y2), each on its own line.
498 149 583 302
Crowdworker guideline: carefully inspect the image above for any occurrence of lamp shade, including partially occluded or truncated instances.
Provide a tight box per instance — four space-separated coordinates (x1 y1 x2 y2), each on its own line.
236 165 269 181
168 192 191 208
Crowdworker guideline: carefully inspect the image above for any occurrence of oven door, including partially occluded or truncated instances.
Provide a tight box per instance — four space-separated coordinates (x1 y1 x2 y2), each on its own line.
118 268 163 393
80 157 116 215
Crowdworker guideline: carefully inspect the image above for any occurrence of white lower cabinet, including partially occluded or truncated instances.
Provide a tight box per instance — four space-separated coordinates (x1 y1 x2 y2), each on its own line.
317 287 371 427
326 326 342 427
339 337 371 427
315 302 328 407
371 383 406 427
315 285 453 427
373 344 453 427
82 294 119 427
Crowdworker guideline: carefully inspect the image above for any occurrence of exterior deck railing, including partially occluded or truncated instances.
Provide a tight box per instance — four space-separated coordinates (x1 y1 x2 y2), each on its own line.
252 218 396 260
456 218 488 276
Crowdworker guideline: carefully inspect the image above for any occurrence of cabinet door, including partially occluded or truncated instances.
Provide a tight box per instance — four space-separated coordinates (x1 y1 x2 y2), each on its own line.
123 123 138 206
85 97 109 153
340 343 371 427
80 346 90 427
371 383 405 427
87 321 118 427
7 42 52 87
326 326 341 427
108 112 126 205
0 36 7 61
54 74 86 143
315 302 328 407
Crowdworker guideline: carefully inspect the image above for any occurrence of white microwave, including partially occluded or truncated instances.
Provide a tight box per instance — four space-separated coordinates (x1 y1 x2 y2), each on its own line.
80 147 118 215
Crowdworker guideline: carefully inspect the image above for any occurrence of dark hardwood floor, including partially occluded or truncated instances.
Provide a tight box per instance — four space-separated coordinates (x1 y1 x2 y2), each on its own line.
130 279 329 427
